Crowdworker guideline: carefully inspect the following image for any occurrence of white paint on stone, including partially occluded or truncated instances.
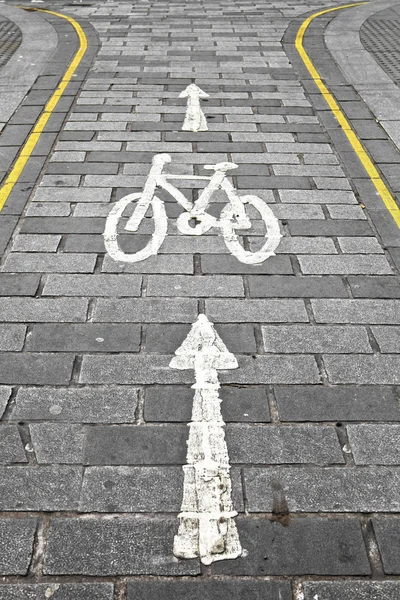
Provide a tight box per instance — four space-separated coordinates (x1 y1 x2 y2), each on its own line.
179 84 209 132
170 314 242 565
103 153 281 265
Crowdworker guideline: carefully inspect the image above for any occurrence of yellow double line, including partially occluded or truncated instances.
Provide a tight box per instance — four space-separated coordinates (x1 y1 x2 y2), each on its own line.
296 3 400 228
0 8 87 211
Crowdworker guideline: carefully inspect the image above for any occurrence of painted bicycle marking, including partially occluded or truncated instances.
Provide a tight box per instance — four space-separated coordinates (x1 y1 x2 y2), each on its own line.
103 153 282 265
179 84 209 132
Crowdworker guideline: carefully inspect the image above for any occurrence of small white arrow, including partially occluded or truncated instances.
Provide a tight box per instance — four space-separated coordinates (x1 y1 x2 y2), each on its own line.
170 314 242 565
179 84 209 132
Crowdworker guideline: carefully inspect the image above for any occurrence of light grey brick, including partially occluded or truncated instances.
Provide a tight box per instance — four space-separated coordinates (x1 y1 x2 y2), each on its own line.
312 299 400 324
271 236 337 254
220 356 320 384
299 255 392 275
0 353 74 385
327 205 367 220
26 203 71 217
338 237 384 254
94 298 197 323
50 151 86 162
0 466 82 510
0 325 26 351
314 177 352 190
372 326 400 352
0 518 37 575
12 235 61 253
265 143 332 153
273 165 344 177
40 175 81 187
3 253 97 274
278 190 357 204
0 298 88 322
373 519 400 574
303 581 400 600
226 425 343 465
0 584 114 600
13 387 138 423
43 274 142 297
347 425 400 465
270 204 325 220
56 141 122 151
0 426 27 464
30 424 84 464
147 275 244 297
0 386 11 418
125 142 192 152
102 254 193 274
262 325 372 353
232 152 299 164
324 355 400 384
245 467 400 512
206 299 308 323
33 187 112 203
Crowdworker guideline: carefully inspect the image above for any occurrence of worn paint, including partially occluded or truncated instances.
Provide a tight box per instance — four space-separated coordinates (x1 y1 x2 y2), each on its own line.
179 84 209 132
170 314 242 565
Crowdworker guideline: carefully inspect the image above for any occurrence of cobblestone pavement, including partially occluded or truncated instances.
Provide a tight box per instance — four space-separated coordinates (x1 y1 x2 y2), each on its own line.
0 0 400 597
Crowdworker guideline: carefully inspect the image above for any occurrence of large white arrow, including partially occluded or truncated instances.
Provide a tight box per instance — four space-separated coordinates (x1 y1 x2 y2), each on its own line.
170 314 242 565
179 84 209 132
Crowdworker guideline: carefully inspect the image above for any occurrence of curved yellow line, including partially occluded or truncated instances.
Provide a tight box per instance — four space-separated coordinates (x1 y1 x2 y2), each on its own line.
295 3 400 228
0 8 88 211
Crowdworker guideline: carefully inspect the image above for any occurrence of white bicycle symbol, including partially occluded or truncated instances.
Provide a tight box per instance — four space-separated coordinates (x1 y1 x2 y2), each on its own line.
103 153 282 265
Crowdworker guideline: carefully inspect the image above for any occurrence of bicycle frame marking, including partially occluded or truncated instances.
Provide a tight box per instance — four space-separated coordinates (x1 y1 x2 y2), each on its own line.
103 153 282 265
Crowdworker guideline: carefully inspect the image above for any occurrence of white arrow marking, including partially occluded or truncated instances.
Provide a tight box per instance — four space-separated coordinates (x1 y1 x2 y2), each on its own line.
179 84 209 132
170 314 242 565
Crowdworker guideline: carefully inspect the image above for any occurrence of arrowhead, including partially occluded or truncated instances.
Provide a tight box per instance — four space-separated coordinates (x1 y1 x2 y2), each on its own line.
179 84 210 99
169 314 238 370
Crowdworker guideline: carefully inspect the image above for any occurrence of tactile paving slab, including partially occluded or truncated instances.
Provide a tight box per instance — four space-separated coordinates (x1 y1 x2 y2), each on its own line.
0 15 22 70
360 9 400 85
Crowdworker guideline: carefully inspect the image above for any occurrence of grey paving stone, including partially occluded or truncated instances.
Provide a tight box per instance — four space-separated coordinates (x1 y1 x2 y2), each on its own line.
94 298 197 323
371 326 400 353
262 325 372 353
144 386 270 423
79 466 184 512
84 424 187 464
0 466 82 510
12 234 61 253
226 425 343 465
274 385 400 422
43 274 142 297
147 275 244 297
348 276 400 298
279 190 357 204
0 353 74 385
26 203 71 217
299 255 392 275
347 424 400 465
327 205 367 220
3 253 97 273
0 518 37 575
288 220 373 236
21 217 104 235
271 236 337 254
374 519 400 574
0 426 26 465
0 325 26 351
26 323 140 353
338 237 384 254
312 299 400 324
211 517 369 575
102 254 193 274
0 584 114 600
244 466 400 512
0 216 18 254
145 324 256 354
248 275 347 298
126 580 292 600
44 517 200 575
206 299 308 323
30 424 84 464
13 386 137 423
0 274 40 296
324 355 400 385
200 255 293 275
303 581 400 600
0 387 11 418
0 298 88 322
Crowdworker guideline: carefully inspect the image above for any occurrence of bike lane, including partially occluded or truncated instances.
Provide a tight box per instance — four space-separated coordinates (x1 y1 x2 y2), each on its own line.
0 0 399 598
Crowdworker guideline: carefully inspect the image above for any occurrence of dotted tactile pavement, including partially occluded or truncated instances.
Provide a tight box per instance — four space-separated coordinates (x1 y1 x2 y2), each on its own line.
0 15 22 70
360 9 400 86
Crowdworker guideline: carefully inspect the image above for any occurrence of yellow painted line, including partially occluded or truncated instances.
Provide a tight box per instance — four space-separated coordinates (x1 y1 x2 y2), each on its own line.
0 8 87 211
296 3 400 228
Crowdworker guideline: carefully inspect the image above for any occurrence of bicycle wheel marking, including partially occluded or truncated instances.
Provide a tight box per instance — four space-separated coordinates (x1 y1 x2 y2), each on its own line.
179 84 209 132
170 314 242 565
103 153 282 265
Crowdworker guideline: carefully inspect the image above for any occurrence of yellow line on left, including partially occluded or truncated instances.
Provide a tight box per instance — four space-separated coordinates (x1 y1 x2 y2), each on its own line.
0 8 88 211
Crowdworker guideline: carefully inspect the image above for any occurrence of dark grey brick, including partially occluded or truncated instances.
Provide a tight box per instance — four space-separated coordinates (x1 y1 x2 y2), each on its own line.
303 581 400 599
0 584 114 600
201 254 293 274
0 216 18 254
0 298 88 322
145 324 256 354
102 254 193 274
147 275 244 297
0 387 11 418
226 425 343 465
94 298 197 323
3 253 97 273
372 326 400 352
248 275 347 298
0 466 82 510
30 424 84 464
245 466 400 512
0 353 74 385
84 424 187 465
221 355 320 384
21 217 105 235
324 355 400 384
43 274 142 296
0 325 26 351
13 386 138 423
44 517 200 575
0 426 26 464
347 425 400 465
144 386 270 423
348 276 400 298
26 324 140 352
0 274 40 296
126 580 292 600
274 385 400 421
374 519 400 574
0 518 37 575
211 517 369 575
262 325 372 353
